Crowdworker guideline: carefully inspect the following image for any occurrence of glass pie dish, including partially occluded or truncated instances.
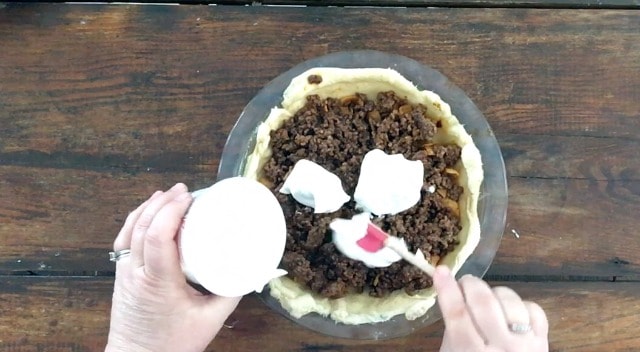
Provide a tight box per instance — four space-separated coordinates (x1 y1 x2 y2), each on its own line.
217 50 508 340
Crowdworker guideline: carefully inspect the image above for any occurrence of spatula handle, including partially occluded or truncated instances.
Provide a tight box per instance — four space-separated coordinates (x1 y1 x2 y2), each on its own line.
385 237 436 277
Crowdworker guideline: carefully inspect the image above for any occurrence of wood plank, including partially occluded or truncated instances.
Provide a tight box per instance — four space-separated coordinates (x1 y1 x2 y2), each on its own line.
0 277 639 351
0 5 638 144
490 177 640 280
2 166 639 279
319 0 640 7
501 134 640 181
3 132 640 181
1 5 639 278
0 166 217 275
110 0 640 10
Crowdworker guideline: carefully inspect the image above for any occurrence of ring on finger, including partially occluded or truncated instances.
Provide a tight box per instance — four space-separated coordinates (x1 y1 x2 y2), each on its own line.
493 287 532 335
508 322 532 334
109 249 132 262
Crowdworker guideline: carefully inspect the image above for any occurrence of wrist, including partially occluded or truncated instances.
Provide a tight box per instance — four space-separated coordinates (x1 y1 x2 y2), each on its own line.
105 334 154 352
106 343 154 352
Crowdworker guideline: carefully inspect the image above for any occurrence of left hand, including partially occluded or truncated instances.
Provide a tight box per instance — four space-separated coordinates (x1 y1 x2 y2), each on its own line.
106 183 241 352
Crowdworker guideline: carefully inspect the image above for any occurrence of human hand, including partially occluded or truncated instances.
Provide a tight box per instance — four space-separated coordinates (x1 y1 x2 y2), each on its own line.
106 183 241 352
433 266 549 352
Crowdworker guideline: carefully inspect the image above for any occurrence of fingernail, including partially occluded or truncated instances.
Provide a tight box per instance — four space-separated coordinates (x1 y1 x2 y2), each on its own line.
171 183 188 192
176 191 192 201
148 190 163 200
435 265 450 277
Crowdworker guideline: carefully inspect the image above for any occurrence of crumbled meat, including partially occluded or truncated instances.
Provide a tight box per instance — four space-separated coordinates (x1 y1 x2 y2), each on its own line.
282 252 314 284
307 74 323 84
262 91 463 299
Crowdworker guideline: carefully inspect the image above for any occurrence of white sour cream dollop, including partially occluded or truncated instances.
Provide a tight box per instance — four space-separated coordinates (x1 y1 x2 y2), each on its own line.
330 213 402 268
354 149 424 216
279 159 350 213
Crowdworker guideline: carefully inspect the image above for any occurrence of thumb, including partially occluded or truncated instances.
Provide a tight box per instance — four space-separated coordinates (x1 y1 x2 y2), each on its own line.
200 295 242 332
433 265 457 293
433 265 486 347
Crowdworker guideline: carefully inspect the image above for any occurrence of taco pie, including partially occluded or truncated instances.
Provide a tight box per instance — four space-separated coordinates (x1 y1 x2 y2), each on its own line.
243 67 483 324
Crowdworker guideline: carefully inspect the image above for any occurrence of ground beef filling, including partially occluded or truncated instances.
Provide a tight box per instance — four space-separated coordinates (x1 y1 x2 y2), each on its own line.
262 91 463 299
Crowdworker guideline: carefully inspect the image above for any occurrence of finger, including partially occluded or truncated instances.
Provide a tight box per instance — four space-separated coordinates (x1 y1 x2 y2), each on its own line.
459 274 509 343
143 190 192 280
113 191 163 252
433 266 485 347
524 301 549 337
493 286 532 334
130 183 188 268
200 295 242 334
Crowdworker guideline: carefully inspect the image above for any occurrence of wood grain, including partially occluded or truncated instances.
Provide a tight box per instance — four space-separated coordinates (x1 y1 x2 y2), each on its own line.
1 277 639 351
2 166 639 279
1 4 639 279
1 5 638 140
119 0 640 9
0 165 217 275
491 177 640 280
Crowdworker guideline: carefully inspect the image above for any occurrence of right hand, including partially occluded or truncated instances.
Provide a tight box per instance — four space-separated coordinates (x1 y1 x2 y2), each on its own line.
433 266 549 352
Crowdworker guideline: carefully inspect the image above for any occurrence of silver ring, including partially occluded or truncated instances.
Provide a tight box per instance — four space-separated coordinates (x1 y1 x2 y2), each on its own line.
508 322 532 334
109 249 131 262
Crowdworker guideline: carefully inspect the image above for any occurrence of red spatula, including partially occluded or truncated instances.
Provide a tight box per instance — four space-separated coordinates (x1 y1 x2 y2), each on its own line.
357 222 436 277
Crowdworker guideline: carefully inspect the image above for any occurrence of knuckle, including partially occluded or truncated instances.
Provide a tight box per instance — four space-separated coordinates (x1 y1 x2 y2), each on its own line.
459 274 485 290
124 209 139 224
525 301 544 313
446 303 470 321
475 289 497 306
526 301 547 318
145 229 162 246
525 301 550 329
492 286 513 295
493 286 522 300
460 277 493 302
113 237 124 250
134 212 155 231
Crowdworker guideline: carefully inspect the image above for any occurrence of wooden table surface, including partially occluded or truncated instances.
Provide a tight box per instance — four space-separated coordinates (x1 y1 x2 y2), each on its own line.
1 2 639 351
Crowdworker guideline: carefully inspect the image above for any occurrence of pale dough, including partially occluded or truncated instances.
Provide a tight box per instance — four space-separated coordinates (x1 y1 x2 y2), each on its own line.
243 67 483 325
